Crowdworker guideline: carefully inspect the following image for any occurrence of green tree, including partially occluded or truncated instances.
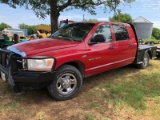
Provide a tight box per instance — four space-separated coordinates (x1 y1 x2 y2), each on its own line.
0 22 12 31
27 26 36 35
109 10 133 23
19 23 36 35
152 27 160 40
19 23 29 29
0 0 135 33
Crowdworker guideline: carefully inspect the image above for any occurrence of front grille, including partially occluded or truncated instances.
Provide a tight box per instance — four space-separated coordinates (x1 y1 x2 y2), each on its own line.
0 49 24 74
0 49 11 68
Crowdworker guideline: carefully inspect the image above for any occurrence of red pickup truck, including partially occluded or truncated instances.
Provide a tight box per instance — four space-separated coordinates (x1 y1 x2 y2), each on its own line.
0 22 157 100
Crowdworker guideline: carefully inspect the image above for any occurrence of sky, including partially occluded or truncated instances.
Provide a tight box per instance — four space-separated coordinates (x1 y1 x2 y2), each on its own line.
0 0 160 28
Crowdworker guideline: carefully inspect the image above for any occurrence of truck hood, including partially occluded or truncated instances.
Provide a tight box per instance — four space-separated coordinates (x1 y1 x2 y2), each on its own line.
8 38 79 56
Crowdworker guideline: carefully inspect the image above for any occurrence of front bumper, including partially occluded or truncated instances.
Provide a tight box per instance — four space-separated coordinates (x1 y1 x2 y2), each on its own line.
0 48 56 91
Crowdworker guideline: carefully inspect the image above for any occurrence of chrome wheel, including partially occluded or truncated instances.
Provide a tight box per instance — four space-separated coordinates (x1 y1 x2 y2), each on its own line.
48 65 83 100
56 73 77 95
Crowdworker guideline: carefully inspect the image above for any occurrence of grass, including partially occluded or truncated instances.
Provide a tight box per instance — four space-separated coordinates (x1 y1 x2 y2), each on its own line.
85 112 94 120
142 38 160 44
83 60 160 119
0 59 160 119
38 112 46 120
102 71 160 109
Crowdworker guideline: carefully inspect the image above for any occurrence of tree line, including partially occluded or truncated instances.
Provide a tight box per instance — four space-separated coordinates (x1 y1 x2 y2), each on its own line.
152 28 160 40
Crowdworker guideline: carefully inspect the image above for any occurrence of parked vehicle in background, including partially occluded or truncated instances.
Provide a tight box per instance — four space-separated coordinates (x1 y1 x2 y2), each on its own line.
36 25 51 38
0 33 25 48
0 22 157 101
0 32 14 48
0 31 4 47
36 19 75 38
28 34 38 41
59 19 75 28
0 31 3 40
2 28 28 38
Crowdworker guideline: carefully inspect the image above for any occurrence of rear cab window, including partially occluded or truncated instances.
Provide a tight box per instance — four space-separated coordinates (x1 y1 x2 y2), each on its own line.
112 24 130 41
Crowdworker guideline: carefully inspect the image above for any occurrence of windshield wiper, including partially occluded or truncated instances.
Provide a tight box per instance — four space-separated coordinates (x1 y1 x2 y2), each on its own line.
50 35 74 41
62 37 74 42
57 35 73 41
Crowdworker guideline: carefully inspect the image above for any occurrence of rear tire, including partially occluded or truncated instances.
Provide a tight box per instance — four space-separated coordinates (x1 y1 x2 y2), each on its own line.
137 52 149 69
48 65 83 101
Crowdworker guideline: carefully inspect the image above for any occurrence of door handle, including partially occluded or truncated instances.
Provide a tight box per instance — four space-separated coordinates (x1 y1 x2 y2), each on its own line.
128 43 133 47
108 46 114 50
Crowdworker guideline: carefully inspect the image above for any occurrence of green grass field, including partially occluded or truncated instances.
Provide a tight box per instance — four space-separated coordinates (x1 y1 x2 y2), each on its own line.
142 38 160 44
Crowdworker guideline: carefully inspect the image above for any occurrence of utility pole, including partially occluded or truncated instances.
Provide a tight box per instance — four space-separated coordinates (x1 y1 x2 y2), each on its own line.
83 14 85 22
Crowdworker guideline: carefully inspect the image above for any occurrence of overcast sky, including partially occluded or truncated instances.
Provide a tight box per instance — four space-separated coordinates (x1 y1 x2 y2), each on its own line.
0 0 160 28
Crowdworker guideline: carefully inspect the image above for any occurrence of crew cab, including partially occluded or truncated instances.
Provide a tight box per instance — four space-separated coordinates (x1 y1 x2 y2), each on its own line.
0 22 157 100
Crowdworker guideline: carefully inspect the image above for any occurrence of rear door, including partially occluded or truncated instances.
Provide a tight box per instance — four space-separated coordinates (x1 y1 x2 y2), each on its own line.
111 24 137 65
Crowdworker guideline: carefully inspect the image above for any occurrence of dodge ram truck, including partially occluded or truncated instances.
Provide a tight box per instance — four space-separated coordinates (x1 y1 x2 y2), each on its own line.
0 22 157 100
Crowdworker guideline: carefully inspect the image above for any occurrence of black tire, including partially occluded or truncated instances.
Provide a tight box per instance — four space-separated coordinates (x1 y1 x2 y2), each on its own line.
48 65 83 100
137 52 149 69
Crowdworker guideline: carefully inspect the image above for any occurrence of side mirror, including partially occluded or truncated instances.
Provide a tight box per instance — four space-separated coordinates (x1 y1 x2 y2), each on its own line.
89 34 106 45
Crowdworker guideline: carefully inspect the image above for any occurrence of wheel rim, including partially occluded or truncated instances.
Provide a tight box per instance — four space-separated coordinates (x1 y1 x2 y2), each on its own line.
56 73 77 95
143 54 148 66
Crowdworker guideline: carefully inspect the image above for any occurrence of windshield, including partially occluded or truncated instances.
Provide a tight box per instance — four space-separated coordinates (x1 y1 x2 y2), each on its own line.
50 23 95 42
59 22 67 28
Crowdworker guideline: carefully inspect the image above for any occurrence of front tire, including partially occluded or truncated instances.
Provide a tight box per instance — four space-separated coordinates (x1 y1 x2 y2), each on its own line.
48 65 83 100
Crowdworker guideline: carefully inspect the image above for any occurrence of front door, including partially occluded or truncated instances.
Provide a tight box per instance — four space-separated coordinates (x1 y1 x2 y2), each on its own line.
85 24 118 76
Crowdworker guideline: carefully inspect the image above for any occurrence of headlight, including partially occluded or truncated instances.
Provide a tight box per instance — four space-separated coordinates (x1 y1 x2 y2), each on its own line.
27 58 54 71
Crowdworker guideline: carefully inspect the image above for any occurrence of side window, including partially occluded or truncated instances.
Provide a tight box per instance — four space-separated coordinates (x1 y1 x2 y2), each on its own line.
113 24 129 41
93 24 112 42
